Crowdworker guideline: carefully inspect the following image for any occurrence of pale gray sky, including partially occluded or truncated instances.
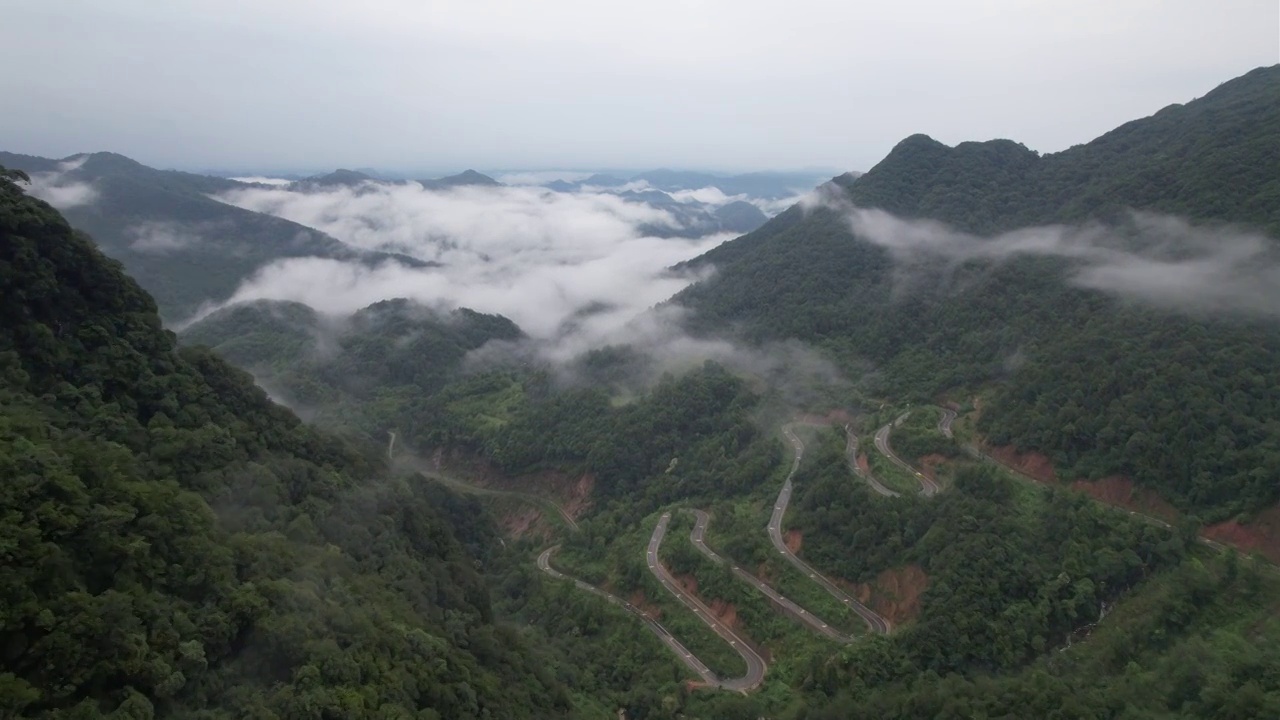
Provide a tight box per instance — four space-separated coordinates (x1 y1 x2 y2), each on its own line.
1 0 1276 173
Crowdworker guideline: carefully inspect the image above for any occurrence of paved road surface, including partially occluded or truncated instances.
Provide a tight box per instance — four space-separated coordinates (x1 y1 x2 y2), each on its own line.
648 512 768 691
537 547 718 684
874 416 940 497
688 510 852 643
844 424 900 498
938 408 957 438
770 426 892 635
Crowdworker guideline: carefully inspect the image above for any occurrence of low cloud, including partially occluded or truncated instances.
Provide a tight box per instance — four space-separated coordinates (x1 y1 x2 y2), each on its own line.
127 220 205 252
193 178 852 399
229 176 293 186
669 186 741 205
24 157 98 209
748 192 812 216
824 199 1280 319
198 181 728 348
217 181 680 261
466 303 850 405
495 170 593 185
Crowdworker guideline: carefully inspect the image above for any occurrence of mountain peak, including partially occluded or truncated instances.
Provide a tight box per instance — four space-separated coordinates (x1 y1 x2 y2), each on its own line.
448 169 499 185
419 169 501 189
301 168 375 187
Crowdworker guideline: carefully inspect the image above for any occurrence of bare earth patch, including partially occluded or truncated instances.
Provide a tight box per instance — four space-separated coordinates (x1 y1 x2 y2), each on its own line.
431 446 594 520
708 598 742 631
984 441 1280 565
1070 476 1178 522
861 564 929 626
917 453 949 482
784 529 802 554
627 591 663 622
856 453 871 475
1205 505 1280 564
987 445 1057 483
497 505 548 540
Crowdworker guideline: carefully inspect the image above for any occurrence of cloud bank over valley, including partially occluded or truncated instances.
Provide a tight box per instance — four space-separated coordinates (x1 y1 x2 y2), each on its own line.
205 179 737 356
818 196 1280 319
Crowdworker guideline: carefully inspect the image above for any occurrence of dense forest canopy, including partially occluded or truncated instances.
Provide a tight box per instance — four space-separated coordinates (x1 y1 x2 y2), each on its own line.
5 64 1280 720
0 151 425 321
0 167 572 718
674 65 1280 521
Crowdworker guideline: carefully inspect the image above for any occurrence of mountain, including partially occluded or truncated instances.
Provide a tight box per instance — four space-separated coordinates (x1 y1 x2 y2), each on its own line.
0 151 425 322
581 173 628 187
630 193 769 237
714 200 769 234
180 298 525 433
418 168 502 190
630 169 834 199
0 168 571 717
674 65 1280 522
285 168 501 192
288 167 377 189
554 169 832 200
629 169 724 190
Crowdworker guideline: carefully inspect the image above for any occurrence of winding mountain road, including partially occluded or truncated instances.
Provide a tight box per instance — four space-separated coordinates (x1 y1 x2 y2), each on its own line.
649 512 768 691
688 510 852 643
771 426 892 635
874 415 940 497
537 546 718 685
937 408 957 438
845 424 900 498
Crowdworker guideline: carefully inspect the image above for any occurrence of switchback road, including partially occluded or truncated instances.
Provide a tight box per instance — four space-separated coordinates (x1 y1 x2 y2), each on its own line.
537 547 717 685
649 512 768 691
938 408 957 438
688 510 852 643
844 424 900 498
874 415 940 497
771 426 892 635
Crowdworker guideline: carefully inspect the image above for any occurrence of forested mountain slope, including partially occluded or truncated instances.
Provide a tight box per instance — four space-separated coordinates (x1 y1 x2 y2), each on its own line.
674 65 1280 522
181 298 525 436
0 151 424 321
181 299 773 514
0 167 568 718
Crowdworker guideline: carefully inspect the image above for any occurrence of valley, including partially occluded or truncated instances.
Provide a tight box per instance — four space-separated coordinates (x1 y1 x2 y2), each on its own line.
3 54 1279 720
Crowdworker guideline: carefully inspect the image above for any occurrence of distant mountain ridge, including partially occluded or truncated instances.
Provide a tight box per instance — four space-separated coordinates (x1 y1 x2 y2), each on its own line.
257 164 775 238
673 64 1280 522
0 150 427 321
547 168 837 200
287 167 503 192
180 297 524 418
0 168 569 717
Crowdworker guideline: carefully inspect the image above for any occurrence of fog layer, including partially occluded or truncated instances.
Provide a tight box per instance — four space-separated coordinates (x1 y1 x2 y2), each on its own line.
206 181 730 355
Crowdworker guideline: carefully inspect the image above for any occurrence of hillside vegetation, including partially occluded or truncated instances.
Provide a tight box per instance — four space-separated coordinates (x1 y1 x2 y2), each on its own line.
0 151 423 321
0 167 569 718
674 65 1280 521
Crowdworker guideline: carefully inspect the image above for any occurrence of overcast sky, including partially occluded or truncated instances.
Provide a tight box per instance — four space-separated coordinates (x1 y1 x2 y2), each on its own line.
1 1 1276 174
